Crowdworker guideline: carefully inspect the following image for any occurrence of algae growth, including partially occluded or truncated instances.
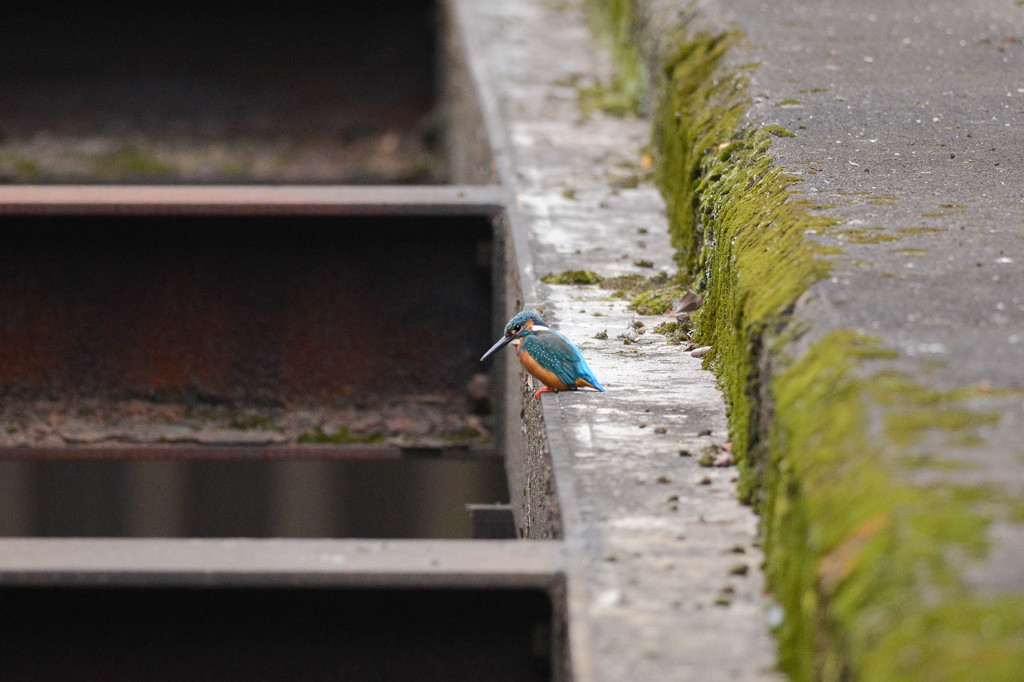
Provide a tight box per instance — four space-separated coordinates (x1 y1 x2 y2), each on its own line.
541 269 606 285
651 26 837 472
587 0 1024 679
765 330 1021 681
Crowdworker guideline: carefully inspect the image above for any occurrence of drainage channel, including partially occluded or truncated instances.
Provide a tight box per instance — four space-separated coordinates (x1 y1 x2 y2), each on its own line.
0 188 570 679
0 1 440 184
0 3 571 679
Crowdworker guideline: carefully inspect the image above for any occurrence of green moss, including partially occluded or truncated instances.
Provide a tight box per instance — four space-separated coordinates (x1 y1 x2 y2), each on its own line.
895 454 978 470
827 226 899 244
653 29 748 274
652 321 680 335
577 79 642 117
591 3 1024 679
653 319 693 344
298 426 385 445
764 330 1010 680
92 145 176 178
541 269 606 285
585 0 645 115
885 409 1001 447
631 285 690 314
865 597 1024 680
653 31 838 470
0 153 41 179
227 414 283 431
600 271 693 313
898 226 942 235
763 124 798 137
601 272 661 293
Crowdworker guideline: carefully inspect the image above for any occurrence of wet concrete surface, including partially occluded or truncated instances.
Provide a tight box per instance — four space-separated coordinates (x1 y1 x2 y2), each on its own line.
457 1 782 679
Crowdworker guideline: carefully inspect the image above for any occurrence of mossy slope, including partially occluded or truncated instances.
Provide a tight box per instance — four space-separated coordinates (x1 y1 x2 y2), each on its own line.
768 331 1021 680
588 1 1024 679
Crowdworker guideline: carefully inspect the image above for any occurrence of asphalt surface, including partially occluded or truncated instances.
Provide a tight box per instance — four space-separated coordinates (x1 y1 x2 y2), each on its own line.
699 0 1024 593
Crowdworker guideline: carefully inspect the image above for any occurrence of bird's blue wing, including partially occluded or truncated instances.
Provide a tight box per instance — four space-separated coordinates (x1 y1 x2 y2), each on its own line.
550 330 604 390
524 330 605 391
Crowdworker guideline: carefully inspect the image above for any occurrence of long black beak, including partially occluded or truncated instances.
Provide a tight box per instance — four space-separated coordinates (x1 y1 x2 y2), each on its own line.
480 335 513 362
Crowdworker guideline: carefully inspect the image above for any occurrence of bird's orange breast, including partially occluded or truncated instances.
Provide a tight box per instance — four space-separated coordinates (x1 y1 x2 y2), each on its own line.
516 346 571 390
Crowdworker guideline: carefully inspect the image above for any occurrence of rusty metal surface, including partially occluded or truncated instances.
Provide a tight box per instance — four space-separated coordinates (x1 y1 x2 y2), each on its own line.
0 444 496 461
0 4 567 679
0 185 505 216
0 213 492 405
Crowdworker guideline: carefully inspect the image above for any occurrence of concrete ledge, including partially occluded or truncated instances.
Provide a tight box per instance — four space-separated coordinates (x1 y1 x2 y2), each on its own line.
455 0 782 680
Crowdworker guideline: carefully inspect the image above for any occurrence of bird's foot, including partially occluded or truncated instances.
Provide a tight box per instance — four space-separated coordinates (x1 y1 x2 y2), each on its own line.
535 387 556 400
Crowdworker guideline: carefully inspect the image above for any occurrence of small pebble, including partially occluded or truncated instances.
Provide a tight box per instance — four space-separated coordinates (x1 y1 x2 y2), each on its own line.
691 345 712 358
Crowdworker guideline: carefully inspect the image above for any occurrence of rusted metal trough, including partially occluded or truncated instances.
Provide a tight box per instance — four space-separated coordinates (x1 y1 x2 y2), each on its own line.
0 2 569 680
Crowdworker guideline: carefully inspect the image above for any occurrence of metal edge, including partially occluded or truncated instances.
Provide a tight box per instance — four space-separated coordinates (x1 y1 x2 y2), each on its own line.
0 537 566 590
0 185 506 216
0 444 498 461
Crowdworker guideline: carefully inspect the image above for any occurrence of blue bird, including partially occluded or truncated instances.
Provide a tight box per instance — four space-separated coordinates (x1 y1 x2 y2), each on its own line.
480 310 605 399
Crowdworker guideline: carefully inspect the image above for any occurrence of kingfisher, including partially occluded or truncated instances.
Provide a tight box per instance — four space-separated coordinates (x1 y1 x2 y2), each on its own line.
480 310 605 399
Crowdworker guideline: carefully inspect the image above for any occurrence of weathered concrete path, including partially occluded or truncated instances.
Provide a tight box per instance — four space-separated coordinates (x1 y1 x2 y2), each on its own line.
457 0 782 680
461 0 1023 679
